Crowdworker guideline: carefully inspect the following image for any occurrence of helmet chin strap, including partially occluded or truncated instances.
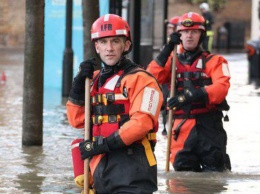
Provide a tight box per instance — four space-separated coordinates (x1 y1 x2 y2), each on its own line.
199 31 206 45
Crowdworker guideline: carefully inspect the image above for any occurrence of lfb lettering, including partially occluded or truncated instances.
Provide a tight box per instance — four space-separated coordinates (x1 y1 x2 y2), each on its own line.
101 24 112 31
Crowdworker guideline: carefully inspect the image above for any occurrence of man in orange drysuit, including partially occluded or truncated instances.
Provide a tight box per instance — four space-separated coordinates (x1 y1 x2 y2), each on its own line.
147 12 231 172
67 14 163 193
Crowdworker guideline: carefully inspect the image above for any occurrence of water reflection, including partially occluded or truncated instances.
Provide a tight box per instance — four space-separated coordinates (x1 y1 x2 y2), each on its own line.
16 146 45 193
166 173 228 194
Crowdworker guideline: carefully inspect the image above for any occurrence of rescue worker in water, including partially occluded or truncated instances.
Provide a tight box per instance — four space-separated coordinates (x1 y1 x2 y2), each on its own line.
67 14 163 193
147 12 232 172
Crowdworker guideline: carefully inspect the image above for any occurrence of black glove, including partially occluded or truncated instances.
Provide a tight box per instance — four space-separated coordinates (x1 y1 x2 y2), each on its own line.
155 32 181 67
68 58 96 105
79 136 110 160
167 32 182 46
167 88 207 110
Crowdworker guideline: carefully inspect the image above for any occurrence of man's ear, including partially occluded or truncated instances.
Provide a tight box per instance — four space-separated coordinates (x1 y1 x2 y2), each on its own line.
124 40 131 52
95 42 100 53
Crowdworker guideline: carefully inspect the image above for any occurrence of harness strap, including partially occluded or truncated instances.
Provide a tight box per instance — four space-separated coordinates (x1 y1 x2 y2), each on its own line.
92 115 121 125
176 72 208 79
93 104 125 115
92 132 156 142
146 132 156 141
177 78 212 89
91 93 128 105
141 137 157 166
92 114 135 127
173 118 187 141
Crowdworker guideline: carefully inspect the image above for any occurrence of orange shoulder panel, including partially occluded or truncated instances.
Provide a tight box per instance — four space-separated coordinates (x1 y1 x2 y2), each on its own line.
204 55 231 104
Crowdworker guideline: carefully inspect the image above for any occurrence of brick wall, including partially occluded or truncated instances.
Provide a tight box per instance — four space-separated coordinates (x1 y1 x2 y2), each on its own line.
0 0 25 47
0 0 252 48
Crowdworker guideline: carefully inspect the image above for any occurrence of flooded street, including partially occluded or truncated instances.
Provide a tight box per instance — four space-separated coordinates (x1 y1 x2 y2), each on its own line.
1 48 260 193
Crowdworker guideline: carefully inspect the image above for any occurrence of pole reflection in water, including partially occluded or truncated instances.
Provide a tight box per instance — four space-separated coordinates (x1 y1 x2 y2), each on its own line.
16 147 45 193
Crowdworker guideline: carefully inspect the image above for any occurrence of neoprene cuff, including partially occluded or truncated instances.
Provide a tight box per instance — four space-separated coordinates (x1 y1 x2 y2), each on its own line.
106 131 126 150
155 44 174 67
68 95 85 106
68 84 85 105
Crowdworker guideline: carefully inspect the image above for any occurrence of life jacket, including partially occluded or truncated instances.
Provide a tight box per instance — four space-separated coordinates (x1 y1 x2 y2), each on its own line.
90 60 158 144
174 51 218 117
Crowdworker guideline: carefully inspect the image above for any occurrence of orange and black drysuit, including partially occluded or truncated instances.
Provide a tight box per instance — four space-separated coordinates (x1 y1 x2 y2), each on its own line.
67 58 163 193
147 49 231 172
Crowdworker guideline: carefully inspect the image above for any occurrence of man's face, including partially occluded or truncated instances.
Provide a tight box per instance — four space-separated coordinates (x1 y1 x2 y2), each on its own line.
167 26 176 35
179 29 202 51
95 36 131 66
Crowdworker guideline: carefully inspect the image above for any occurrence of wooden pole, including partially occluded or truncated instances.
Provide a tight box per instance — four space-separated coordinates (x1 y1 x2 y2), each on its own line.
165 45 177 172
84 78 91 194
81 1 99 192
